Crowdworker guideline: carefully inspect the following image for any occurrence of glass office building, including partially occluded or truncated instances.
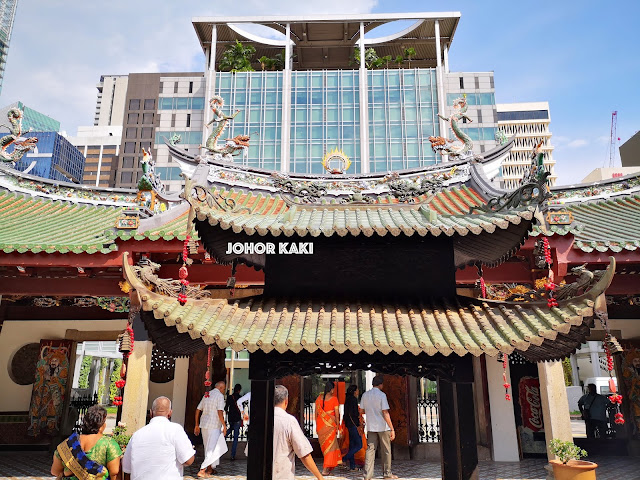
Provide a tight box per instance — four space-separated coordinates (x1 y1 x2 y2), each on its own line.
192 14 499 176
13 132 86 183
0 0 18 95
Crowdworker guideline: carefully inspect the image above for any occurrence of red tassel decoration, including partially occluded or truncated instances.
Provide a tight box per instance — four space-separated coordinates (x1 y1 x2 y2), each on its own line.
178 235 191 306
502 353 511 401
203 346 212 397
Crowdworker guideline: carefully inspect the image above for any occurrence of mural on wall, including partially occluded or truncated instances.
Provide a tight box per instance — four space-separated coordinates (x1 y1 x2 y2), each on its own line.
27 340 73 437
621 347 640 435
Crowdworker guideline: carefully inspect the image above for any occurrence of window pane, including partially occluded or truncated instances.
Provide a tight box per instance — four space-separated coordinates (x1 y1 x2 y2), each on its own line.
127 113 138 124
126 128 137 139
176 98 188 109
191 97 205 110
120 171 133 183
129 99 140 110
144 99 155 110
141 127 153 139
159 98 173 109
124 142 136 154
122 157 135 168
143 113 154 124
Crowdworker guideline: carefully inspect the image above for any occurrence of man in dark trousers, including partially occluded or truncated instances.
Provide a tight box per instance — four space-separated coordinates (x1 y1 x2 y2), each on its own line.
578 383 608 438
225 383 243 460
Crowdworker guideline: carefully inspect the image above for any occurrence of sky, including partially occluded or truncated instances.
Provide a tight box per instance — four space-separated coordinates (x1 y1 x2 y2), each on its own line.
1 0 638 185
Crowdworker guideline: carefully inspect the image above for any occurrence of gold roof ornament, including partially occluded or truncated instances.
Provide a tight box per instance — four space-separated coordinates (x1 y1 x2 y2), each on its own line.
322 148 351 174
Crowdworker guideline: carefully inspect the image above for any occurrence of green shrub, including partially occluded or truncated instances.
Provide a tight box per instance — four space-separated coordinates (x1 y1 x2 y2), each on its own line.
109 359 122 404
78 356 92 389
549 439 587 464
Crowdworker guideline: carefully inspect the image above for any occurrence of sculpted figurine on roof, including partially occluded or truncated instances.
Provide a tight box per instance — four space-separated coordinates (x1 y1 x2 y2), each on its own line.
0 106 38 164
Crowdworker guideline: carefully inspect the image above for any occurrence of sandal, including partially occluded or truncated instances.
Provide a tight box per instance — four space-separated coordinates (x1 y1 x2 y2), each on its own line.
383 475 399 479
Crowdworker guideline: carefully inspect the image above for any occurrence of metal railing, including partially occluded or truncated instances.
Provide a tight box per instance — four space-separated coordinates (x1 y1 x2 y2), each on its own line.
70 393 99 434
417 393 439 443
303 393 317 439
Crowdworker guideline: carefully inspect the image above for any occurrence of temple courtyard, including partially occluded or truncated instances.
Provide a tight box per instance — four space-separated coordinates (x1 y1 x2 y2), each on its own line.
1 451 639 480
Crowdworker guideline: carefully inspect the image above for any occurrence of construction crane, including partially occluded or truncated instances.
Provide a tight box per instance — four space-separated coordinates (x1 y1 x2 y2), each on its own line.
608 111 619 167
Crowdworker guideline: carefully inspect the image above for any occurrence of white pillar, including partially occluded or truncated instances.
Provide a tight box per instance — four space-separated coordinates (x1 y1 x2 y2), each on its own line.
443 43 450 74
203 24 217 150
569 354 580 386
434 19 447 159
171 357 189 426
95 144 104 187
358 21 370 173
538 361 573 460
588 341 601 377
486 356 519 461
279 23 292 172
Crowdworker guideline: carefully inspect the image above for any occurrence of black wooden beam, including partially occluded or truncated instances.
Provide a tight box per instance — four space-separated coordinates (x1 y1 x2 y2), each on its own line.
247 378 275 480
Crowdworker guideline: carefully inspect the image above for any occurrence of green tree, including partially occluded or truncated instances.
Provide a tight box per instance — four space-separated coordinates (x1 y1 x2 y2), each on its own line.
351 47 382 69
403 47 416 68
381 55 393 68
562 357 573 387
97 358 109 404
258 56 273 71
78 356 92 389
394 55 404 67
219 40 256 72
109 359 122 404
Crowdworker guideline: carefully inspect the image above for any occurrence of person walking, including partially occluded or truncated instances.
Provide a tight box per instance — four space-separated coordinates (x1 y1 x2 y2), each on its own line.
122 397 195 480
273 385 325 480
195 381 228 477
315 380 341 475
342 384 365 471
360 375 398 480
225 383 243 460
578 383 609 438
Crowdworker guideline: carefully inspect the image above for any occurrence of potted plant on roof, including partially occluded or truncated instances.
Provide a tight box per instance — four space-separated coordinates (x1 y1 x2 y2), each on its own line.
549 439 597 480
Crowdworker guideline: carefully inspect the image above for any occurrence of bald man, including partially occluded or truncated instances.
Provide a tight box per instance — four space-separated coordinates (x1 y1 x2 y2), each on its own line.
122 396 195 480
195 381 228 477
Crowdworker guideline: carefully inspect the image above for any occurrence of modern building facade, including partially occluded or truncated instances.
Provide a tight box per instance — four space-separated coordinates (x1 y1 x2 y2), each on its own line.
13 131 85 182
68 126 121 187
192 13 500 175
0 0 18 95
620 131 640 167
94 75 129 127
496 102 557 189
0 101 60 132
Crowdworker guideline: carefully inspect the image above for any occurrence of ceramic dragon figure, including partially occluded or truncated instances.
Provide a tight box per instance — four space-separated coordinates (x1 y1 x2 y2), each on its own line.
429 95 474 159
521 141 546 185
204 95 250 159
137 148 164 193
0 107 38 163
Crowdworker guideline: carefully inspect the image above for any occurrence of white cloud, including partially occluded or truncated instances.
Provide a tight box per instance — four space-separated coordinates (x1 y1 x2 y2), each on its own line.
0 0 378 133
567 139 588 148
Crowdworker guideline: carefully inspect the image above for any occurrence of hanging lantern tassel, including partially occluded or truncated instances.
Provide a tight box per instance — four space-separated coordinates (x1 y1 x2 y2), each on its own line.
178 235 191 306
477 265 486 299
227 260 238 297
542 237 552 268
502 353 511 401
203 346 212 397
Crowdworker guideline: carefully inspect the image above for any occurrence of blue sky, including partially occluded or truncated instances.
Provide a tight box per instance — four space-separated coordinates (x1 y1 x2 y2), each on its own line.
1 0 638 185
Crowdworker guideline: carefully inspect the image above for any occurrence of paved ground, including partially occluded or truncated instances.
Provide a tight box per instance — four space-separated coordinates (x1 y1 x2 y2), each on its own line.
1 451 639 480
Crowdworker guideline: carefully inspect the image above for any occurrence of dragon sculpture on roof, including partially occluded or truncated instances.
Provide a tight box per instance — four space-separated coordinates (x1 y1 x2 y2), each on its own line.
204 95 250 160
0 107 38 163
429 95 474 159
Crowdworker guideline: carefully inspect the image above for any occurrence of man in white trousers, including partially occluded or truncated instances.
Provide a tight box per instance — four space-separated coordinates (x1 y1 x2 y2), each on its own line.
194 381 228 477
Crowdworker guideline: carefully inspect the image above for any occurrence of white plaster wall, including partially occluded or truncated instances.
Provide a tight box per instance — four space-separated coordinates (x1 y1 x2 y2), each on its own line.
566 386 583 412
0 319 127 411
147 380 174 412
486 357 520 461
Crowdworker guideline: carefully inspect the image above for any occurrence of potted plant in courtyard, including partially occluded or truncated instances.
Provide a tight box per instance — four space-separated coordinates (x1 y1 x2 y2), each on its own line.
110 422 131 452
549 439 597 480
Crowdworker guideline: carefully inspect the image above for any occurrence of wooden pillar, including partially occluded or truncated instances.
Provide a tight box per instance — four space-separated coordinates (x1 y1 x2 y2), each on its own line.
185 348 208 436
538 360 573 459
438 363 479 480
384 375 412 449
121 314 152 433
247 378 275 480
171 356 189 425
277 375 301 421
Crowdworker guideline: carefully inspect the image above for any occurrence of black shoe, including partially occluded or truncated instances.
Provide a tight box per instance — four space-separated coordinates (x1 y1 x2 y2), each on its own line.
230 457 235 461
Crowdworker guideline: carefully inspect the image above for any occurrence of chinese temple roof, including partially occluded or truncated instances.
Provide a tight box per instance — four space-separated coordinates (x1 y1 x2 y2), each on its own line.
124 253 615 362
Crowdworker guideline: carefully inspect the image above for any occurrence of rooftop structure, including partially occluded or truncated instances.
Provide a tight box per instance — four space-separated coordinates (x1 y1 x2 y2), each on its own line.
496 102 556 189
192 12 460 70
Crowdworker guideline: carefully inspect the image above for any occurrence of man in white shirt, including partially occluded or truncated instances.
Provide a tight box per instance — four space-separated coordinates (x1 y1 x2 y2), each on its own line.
272 385 325 480
194 381 228 477
122 396 195 480
360 375 397 480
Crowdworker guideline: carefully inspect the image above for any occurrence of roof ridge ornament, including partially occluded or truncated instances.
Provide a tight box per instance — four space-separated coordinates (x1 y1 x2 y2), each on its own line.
0 106 38 165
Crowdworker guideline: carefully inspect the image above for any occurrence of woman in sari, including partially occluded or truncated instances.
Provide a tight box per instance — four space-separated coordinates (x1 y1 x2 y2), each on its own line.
51 405 122 480
315 380 341 475
340 385 367 470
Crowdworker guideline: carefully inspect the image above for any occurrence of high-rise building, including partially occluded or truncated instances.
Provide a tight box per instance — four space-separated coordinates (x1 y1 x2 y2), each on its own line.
94 75 129 127
68 126 121 187
13 131 85 183
192 13 499 175
97 13 520 189
0 101 60 132
496 102 556 189
0 0 18 95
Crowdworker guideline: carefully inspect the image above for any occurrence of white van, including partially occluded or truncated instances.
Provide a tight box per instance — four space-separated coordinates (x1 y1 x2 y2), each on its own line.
583 377 617 395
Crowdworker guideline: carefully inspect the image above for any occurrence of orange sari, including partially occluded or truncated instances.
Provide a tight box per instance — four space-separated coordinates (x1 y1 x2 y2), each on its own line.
315 395 342 469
